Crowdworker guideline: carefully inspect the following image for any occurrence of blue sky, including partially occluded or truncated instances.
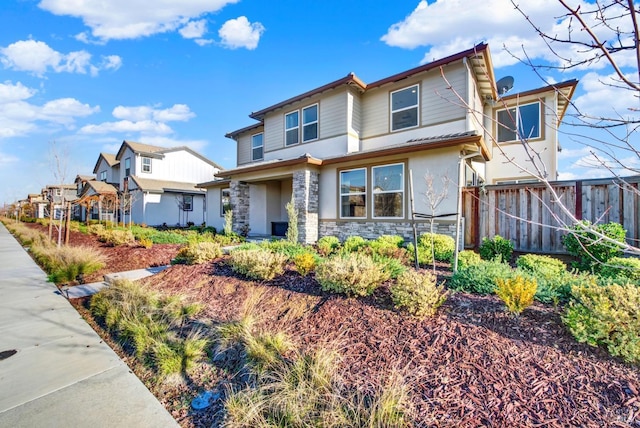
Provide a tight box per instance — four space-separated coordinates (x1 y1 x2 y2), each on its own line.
1 0 638 205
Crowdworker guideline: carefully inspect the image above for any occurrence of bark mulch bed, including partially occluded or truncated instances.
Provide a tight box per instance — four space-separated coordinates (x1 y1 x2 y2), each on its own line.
45 226 639 427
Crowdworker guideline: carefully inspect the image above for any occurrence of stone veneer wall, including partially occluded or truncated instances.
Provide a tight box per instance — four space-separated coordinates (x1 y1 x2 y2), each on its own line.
230 180 249 233
319 220 458 244
293 170 319 244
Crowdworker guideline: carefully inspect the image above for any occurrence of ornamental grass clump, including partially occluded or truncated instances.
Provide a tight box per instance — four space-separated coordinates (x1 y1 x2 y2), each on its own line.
229 248 287 281
390 270 448 318
173 241 222 265
563 282 640 364
495 275 537 315
32 244 106 284
315 252 390 297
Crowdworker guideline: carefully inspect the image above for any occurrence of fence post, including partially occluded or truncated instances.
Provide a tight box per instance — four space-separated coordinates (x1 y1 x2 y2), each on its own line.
575 180 583 220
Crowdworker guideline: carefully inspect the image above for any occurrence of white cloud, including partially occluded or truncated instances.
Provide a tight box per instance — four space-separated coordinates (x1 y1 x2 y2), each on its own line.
381 0 637 70
0 151 19 165
218 16 265 50
0 40 122 77
0 81 99 138
112 104 195 122
137 135 208 152
38 0 239 42
180 19 207 39
572 71 640 121
80 120 173 135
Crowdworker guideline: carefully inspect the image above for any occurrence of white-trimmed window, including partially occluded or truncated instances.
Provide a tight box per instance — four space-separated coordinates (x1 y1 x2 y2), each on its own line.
391 84 419 131
372 163 404 218
141 157 152 173
100 171 107 181
339 168 366 218
285 111 299 146
124 157 131 176
220 188 231 216
497 101 541 142
182 195 193 211
252 133 263 161
302 104 318 142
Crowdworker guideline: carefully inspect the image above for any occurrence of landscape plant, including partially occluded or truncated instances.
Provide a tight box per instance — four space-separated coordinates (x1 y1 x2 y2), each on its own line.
599 256 640 283
495 275 537 315
228 248 287 281
315 252 389 297
316 235 340 256
562 221 627 272
390 270 448 318
31 244 106 284
478 235 514 262
563 282 640 364
342 235 368 253
173 241 222 265
450 259 515 295
451 250 481 270
293 252 317 276
515 254 566 279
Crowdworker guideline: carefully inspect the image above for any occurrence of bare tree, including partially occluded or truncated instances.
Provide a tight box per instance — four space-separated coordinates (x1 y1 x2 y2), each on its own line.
423 171 453 272
49 142 70 247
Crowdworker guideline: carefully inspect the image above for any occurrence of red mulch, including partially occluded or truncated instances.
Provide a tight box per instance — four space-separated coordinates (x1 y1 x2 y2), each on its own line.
33 224 639 427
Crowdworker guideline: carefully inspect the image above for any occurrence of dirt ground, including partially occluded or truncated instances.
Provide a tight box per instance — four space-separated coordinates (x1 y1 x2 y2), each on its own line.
30 224 640 427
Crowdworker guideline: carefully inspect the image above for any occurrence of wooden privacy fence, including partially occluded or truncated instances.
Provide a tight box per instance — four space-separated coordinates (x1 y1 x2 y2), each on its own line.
462 176 640 254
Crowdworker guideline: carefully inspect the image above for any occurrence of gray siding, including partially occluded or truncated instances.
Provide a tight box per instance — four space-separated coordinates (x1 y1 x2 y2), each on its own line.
264 113 283 153
348 89 361 136
237 133 252 165
319 91 346 138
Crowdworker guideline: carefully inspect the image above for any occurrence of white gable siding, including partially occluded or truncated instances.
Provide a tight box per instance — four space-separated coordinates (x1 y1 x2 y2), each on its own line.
147 150 216 183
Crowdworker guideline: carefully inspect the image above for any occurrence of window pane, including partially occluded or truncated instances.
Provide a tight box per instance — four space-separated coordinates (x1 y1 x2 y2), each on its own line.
373 164 403 192
341 195 366 218
497 108 517 142
374 193 403 217
303 123 318 141
340 169 366 194
285 111 299 128
286 129 299 146
392 108 418 130
252 133 263 148
518 103 540 139
303 105 317 123
392 86 418 110
252 146 263 160
221 188 231 216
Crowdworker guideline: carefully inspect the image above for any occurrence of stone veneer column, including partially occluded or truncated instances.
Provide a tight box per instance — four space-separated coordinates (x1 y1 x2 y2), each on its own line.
230 180 249 234
293 169 319 244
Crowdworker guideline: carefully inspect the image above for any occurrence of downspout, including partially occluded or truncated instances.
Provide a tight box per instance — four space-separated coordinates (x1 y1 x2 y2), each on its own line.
454 151 481 272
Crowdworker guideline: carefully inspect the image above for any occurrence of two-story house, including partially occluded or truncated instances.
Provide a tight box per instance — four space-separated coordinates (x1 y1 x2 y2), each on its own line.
201 43 576 244
45 184 78 220
88 141 222 226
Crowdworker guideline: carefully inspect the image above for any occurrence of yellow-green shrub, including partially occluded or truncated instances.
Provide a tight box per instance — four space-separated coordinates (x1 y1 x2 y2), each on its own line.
174 241 222 265
98 229 135 246
315 253 389 297
294 252 317 276
496 275 537 315
138 237 153 249
229 248 287 281
599 256 640 283
390 270 448 318
563 282 640 364
317 235 340 256
452 250 482 270
516 254 566 279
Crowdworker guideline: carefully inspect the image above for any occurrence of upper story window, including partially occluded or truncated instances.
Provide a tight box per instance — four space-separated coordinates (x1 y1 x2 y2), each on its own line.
252 133 264 161
372 163 404 218
100 171 107 182
497 102 541 143
302 104 318 142
285 104 319 146
391 84 419 131
339 168 366 219
285 111 299 146
141 157 152 173
124 157 131 176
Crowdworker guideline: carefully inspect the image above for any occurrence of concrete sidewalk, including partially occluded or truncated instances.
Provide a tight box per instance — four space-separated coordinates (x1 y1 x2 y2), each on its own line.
0 222 179 427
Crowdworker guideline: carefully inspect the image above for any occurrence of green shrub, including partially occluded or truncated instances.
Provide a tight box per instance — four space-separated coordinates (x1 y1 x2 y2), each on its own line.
229 248 287 281
599 256 640 283
562 221 627 272
262 240 308 261
138 237 153 249
317 236 340 256
563 282 640 364
98 229 135 246
368 235 404 256
419 233 455 262
516 254 566 279
342 235 367 253
452 250 482 270
533 271 583 304
496 275 537 315
478 235 514 262
293 252 317 276
390 270 448 318
315 253 390 297
370 253 408 279
174 241 222 265
450 260 515 294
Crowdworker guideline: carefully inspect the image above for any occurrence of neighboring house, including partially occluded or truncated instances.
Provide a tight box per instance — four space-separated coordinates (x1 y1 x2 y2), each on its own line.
77 179 119 222
27 192 48 218
203 43 576 244
45 184 78 220
92 141 222 226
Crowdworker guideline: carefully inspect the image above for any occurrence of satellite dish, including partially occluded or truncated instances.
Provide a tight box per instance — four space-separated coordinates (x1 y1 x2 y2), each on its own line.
496 76 514 95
